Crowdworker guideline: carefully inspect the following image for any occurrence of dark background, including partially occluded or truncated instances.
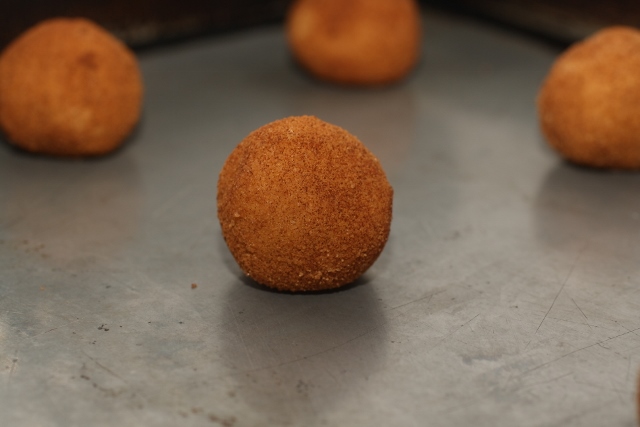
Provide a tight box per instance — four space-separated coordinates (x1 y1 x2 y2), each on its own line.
1 0 640 49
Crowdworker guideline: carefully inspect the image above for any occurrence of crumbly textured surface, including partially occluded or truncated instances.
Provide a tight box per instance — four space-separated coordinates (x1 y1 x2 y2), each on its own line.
286 0 421 86
217 116 393 292
0 18 143 157
538 26 640 169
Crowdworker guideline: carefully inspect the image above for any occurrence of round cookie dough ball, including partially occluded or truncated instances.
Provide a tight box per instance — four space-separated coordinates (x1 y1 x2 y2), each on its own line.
286 0 422 86
538 26 640 169
0 18 143 157
217 116 393 292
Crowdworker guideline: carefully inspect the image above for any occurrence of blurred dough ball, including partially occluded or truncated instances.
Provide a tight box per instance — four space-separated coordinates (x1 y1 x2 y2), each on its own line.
286 0 422 86
538 26 640 169
217 116 393 292
0 18 143 157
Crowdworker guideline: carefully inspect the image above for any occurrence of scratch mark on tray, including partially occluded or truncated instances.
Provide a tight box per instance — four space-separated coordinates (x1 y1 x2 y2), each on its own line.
517 372 573 391
535 245 586 334
233 312 255 370
227 322 385 378
82 351 128 384
618 322 640 339
30 318 82 339
553 398 621 425
435 395 484 415
388 290 443 312
3 310 26 316
611 377 626 405
546 317 618 332
296 323 382 360
322 364 343 388
429 313 480 353
574 380 629 400
519 327 640 377
570 297 592 331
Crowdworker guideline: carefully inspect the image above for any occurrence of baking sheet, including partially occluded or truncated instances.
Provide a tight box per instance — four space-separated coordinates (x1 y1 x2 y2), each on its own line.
2 10 640 427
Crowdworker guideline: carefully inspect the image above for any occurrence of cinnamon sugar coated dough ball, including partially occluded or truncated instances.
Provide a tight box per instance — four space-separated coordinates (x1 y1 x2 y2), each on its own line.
286 0 421 86
217 116 393 292
538 26 640 168
0 18 143 157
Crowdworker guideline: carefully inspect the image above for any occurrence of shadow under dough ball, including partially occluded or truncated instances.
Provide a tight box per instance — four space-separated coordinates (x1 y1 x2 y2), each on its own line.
538 26 640 169
0 18 143 157
286 0 422 86
217 116 393 292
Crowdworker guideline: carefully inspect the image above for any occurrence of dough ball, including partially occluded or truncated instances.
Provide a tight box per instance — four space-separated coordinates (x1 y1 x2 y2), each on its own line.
538 26 640 169
217 116 393 292
0 18 143 157
286 0 422 86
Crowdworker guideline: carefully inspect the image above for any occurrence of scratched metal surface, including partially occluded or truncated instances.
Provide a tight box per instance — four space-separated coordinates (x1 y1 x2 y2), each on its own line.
1 10 640 427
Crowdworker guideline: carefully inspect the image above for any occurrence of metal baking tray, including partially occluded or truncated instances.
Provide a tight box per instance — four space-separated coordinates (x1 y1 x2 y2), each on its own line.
2 9 639 427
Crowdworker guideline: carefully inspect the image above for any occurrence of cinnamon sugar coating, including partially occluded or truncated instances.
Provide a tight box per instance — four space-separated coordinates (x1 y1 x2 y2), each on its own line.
538 26 640 169
217 116 393 292
0 18 143 157
286 0 422 86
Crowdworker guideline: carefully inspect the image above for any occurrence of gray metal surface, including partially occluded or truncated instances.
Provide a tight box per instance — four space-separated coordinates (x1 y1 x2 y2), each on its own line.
1 10 639 427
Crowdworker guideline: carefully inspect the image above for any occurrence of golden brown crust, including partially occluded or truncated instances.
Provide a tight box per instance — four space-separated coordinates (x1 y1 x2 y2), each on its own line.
0 18 143 157
538 26 640 169
286 0 422 86
217 116 393 292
